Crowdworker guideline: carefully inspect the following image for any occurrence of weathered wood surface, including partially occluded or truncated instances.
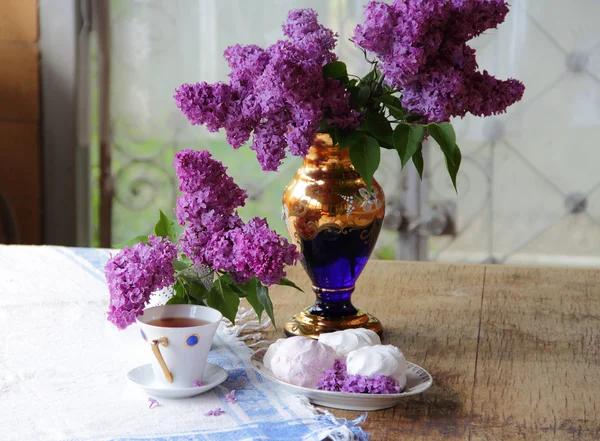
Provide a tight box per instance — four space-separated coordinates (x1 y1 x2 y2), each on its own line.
265 261 600 440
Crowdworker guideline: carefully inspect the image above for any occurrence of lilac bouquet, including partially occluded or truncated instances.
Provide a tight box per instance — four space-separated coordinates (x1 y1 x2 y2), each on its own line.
175 1 524 190
106 150 301 330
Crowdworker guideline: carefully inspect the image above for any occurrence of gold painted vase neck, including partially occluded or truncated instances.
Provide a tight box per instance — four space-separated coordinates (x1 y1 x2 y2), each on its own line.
300 133 356 179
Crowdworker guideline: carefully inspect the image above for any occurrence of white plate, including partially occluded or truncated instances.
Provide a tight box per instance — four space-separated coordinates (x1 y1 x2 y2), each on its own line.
127 362 228 399
250 349 433 411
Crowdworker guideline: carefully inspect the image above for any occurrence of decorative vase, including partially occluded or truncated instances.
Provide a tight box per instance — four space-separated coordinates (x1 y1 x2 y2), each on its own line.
282 133 385 338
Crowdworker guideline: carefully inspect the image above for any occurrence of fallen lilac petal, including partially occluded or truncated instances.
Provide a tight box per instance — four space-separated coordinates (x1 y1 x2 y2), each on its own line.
204 407 226 416
148 398 160 409
193 380 204 387
225 390 237 404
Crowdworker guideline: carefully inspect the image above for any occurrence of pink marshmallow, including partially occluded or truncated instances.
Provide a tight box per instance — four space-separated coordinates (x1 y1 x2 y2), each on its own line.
266 336 337 388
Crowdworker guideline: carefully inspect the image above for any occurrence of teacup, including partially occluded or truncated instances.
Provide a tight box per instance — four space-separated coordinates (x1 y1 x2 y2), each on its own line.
137 304 222 387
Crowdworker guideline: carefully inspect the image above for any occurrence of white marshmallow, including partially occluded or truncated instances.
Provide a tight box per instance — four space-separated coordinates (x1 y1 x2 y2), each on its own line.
318 328 381 358
266 336 337 388
263 338 284 370
346 345 408 389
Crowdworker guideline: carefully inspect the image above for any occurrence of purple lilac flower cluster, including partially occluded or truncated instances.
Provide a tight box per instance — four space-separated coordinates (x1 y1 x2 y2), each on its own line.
175 149 300 285
175 9 361 172
106 236 178 330
174 149 247 226
318 360 401 394
353 0 525 122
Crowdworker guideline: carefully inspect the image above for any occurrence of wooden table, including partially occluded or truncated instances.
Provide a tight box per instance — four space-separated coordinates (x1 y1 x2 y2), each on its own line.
266 261 600 440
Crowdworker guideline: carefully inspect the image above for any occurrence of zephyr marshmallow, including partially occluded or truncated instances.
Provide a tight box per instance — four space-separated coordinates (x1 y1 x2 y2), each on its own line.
318 328 381 358
346 345 408 389
263 338 284 372
264 336 337 388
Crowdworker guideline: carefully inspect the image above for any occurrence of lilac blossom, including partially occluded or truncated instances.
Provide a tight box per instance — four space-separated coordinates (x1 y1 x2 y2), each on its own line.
173 149 247 211
318 359 349 392
354 0 524 122
175 9 360 172
322 78 363 130
174 82 233 133
229 217 300 286
318 359 402 394
282 8 338 65
188 216 300 286
105 236 177 330
105 150 300 329
174 150 301 285
224 44 270 89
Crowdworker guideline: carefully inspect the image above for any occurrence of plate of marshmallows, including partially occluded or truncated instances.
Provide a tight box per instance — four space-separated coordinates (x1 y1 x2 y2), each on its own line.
250 329 432 410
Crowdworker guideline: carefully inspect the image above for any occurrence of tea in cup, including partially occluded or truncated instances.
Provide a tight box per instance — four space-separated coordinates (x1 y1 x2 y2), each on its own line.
136 304 222 387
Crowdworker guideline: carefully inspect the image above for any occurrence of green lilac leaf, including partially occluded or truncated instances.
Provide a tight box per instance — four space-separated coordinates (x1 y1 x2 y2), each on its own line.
154 210 182 241
349 134 381 191
361 71 374 84
361 68 378 84
377 138 395 150
375 94 401 107
322 61 348 83
348 87 360 109
228 283 245 296
357 85 371 108
330 126 340 146
174 279 185 296
375 95 406 120
392 123 409 165
186 281 209 302
216 273 245 296
412 146 424 179
245 292 264 322
116 235 149 249
207 277 240 324
338 131 362 151
257 283 276 328
445 144 462 192
393 123 425 167
360 111 393 138
167 280 187 304
359 112 394 149
427 122 456 163
234 276 258 298
386 104 406 120
173 260 189 272
406 114 425 123
243 279 264 322
317 119 330 133
166 296 187 305
277 277 304 292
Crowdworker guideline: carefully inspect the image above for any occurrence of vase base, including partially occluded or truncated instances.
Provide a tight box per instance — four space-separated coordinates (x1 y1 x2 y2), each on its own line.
283 308 383 339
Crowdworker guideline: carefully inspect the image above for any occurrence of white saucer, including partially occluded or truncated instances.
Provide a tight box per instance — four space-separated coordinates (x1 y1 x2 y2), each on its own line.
251 349 433 411
127 362 228 399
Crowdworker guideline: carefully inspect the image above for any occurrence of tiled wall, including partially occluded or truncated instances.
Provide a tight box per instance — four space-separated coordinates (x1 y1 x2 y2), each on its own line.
0 0 40 243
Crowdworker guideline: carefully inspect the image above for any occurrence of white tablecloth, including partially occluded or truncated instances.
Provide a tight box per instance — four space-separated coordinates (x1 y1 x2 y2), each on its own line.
0 246 367 441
